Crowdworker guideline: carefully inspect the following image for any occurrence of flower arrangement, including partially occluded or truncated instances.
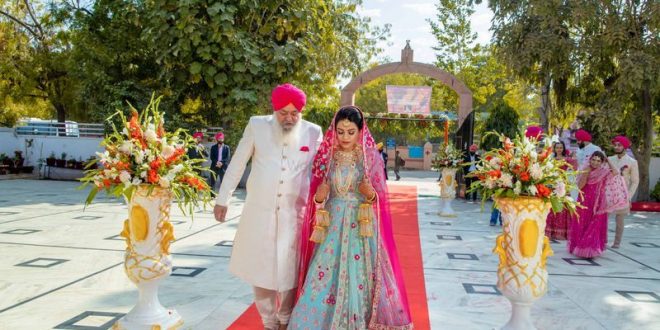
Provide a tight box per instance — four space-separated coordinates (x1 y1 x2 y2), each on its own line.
467 131 578 213
80 95 213 214
432 143 464 169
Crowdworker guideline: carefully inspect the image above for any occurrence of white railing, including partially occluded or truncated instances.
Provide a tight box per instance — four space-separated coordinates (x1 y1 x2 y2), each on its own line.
14 122 105 138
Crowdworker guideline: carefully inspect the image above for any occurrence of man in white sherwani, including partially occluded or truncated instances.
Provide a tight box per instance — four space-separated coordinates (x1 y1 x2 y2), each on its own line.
575 129 602 169
213 83 322 330
608 135 639 248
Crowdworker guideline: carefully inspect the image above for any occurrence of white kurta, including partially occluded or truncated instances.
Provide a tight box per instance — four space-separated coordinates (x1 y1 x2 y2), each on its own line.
608 154 639 201
215 115 322 291
576 143 602 169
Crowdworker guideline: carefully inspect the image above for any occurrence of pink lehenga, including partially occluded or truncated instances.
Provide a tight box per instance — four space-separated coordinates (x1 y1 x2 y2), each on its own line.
568 165 629 258
289 107 413 329
545 157 578 240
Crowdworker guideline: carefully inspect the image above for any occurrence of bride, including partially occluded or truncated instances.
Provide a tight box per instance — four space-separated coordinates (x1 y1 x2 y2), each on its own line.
288 106 413 329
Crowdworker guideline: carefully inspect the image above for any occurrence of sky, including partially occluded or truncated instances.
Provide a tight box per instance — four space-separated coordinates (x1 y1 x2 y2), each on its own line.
358 0 494 64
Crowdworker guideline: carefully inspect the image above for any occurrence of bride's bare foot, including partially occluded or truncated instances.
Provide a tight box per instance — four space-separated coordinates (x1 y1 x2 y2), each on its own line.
611 243 620 249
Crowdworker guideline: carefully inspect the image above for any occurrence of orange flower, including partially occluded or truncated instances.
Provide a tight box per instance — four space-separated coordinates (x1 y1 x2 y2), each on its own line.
157 122 165 138
519 172 530 182
147 169 159 184
165 148 185 165
103 178 112 187
488 169 502 178
150 158 162 170
539 147 552 162
536 184 551 198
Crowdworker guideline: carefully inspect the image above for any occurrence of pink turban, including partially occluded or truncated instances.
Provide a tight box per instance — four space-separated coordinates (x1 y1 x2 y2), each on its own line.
192 132 204 139
525 126 543 139
215 132 225 140
469 144 478 152
612 135 631 149
575 129 592 142
271 83 306 111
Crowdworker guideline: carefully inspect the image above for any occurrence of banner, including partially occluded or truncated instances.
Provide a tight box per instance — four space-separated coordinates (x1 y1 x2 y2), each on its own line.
386 85 432 114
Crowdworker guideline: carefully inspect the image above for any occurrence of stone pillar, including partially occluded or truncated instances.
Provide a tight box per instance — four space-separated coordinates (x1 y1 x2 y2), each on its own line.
423 142 433 170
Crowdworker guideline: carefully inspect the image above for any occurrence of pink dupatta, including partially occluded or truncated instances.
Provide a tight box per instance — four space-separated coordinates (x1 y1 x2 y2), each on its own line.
578 164 629 215
296 107 413 328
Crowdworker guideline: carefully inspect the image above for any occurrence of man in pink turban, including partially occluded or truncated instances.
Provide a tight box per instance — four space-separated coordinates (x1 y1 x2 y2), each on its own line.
575 129 602 169
525 126 543 140
608 135 638 248
209 132 230 191
214 83 322 329
271 83 307 132
463 144 480 203
187 132 208 172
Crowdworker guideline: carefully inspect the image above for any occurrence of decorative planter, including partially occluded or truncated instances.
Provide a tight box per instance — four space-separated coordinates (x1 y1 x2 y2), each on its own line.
46 158 57 167
438 167 458 217
113 186 182 330
493 197 554 330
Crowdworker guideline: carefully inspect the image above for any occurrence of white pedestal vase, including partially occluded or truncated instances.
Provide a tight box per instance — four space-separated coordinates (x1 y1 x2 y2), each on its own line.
114 186 183 330
438 167 458 217
493 197 554 330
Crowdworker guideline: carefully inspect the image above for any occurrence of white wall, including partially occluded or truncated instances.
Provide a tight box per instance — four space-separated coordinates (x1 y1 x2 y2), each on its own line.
650 157 660 192
0 130 103 166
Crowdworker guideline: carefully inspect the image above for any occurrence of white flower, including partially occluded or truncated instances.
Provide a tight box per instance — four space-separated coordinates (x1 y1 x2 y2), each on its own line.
530 150 538 161
134 150 145 164
144 128 158 142
485 177 497 189
131 177 142 186
530 163 543 180
119 140 133 154
172 164 184 174
159 177 170 188
147 154 155 162
162 144 176 159
514 181 522 195
528 184 538 196
140 171 147 178
119 171 131 183
122 127 129 136
489 157 502 169
499 173 514 188
554 181 566 197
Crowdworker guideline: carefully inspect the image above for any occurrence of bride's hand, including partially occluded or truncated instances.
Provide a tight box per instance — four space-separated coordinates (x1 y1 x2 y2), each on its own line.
358 177 376 201
315 178 330 203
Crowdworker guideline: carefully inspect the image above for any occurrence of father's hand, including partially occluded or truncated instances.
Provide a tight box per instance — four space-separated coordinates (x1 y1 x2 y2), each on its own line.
214 205 228 222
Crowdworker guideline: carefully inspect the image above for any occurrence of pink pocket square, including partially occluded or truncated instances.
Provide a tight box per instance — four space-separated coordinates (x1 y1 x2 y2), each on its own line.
300 146 310 152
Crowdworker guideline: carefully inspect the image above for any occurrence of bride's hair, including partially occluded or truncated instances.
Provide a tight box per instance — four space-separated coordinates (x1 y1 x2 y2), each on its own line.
334 106 364 130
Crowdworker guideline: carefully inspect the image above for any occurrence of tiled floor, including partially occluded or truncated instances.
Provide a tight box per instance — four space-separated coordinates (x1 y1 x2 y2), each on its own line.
0 175 658 329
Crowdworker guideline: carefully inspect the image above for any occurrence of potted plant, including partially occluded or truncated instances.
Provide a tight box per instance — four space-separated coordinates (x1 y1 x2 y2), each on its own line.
432 142 464 216
46 152 57 167
468 131 577 330
74 157 84 170
56 152 67 168
80 95 212 329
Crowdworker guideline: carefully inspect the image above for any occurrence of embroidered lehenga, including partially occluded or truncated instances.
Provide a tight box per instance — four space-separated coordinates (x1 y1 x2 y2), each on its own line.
289 108 413 329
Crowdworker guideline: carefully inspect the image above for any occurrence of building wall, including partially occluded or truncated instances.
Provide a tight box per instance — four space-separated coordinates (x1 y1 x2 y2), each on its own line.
0 131 103 167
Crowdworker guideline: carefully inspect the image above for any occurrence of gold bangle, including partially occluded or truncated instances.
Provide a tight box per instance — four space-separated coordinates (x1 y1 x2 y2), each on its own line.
367 191 377 203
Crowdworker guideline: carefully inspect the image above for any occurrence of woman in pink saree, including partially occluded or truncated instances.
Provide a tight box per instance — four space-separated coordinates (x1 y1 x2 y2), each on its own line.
568 151 629 258
289 106 413 329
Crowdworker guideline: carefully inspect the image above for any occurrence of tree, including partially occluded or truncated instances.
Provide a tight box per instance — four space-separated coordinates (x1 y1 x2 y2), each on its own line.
141 0 388 145
428 0 478 74
480 101 520 151
488 0 576 132
0 0 81 123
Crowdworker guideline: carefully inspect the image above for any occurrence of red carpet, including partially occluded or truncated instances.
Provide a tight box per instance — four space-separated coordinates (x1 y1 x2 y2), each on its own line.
228 184 430 329
631 202 660 212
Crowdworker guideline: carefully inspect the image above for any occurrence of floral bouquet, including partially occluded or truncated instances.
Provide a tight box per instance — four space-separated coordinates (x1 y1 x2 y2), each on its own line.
467 131 578 213
432 142 464 169
80 95 213 214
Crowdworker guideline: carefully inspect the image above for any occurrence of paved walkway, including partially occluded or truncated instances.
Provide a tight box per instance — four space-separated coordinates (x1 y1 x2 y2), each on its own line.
0 173 659 329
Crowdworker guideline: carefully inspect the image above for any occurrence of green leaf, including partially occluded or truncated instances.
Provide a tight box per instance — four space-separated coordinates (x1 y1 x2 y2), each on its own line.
189 62 202 75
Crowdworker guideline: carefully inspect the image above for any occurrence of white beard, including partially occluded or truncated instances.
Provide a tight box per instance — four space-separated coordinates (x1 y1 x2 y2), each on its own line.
272 117 302 146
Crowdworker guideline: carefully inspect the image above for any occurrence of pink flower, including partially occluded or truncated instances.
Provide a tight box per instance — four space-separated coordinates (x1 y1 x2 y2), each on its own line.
354 254 360 260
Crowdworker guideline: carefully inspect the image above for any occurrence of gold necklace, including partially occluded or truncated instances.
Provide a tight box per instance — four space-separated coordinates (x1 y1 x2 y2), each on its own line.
333 147 359 195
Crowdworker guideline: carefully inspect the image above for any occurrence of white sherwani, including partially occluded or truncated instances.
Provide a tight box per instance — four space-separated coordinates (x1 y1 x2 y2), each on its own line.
215 115 322 291
608 154 639 202
576 143 602 169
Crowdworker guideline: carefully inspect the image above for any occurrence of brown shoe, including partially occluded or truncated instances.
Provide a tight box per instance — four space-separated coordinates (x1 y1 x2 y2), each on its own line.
278 323 288 330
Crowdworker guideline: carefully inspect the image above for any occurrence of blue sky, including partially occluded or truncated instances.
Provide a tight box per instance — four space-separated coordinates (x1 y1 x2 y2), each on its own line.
358 0 494 64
